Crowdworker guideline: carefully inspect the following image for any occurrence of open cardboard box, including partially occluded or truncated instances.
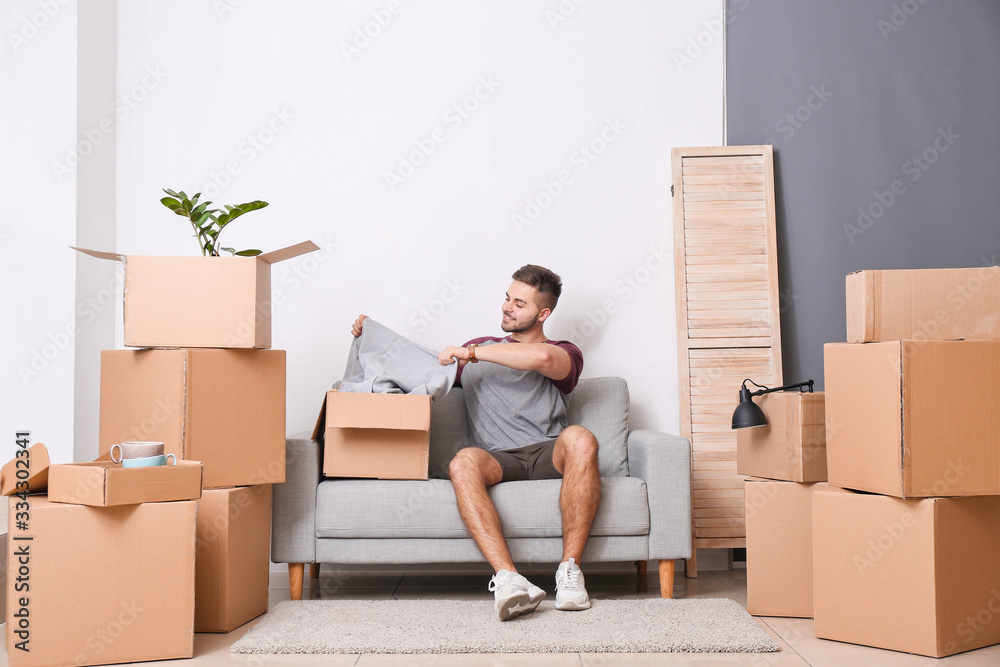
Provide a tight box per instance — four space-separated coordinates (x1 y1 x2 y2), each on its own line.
73 241 319 348
315 390 431 480
825 340 1000 497
48 457 203 506
846 267 1000 343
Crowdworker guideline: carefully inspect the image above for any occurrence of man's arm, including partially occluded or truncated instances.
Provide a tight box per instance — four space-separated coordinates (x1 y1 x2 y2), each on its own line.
438 342 572 381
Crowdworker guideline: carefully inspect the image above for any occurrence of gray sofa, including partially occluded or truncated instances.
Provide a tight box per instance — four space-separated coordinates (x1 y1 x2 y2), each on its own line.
270 376 692 599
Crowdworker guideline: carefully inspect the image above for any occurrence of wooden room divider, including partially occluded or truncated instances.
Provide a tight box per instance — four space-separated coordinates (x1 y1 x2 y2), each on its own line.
670 145 783 577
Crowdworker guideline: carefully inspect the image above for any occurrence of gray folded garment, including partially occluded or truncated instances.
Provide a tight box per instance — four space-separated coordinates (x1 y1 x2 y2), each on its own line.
336 318 457 401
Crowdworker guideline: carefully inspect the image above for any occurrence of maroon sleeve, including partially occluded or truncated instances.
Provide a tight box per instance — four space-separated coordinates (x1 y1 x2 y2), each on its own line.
546 339 584 394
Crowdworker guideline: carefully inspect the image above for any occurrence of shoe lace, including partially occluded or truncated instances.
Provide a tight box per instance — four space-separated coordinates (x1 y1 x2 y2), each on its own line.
488 572 509 592
559 564 583 589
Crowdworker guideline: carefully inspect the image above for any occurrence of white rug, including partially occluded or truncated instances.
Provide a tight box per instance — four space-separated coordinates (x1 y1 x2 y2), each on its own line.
231 598 781 654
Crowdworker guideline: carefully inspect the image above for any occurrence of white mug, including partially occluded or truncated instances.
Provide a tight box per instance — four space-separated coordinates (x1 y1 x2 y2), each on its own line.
111 441 165 463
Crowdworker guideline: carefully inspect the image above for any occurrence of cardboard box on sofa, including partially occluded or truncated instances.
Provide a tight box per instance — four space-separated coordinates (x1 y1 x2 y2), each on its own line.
5 496 196 667
48 459 203 506
99 349 286 488
744 478 821 618
73 241 319 349
824 340 1000 497
315 391 431 480
813 486 1000 658
195 485 272 633
737 391 826 482
846 267 1000 343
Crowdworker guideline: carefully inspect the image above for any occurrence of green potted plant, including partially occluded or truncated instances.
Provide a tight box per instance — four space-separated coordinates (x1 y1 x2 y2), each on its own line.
159 188 267 256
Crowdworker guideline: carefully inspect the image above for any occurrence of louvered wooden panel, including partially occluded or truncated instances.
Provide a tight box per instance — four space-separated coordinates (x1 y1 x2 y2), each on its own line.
672 146 783 578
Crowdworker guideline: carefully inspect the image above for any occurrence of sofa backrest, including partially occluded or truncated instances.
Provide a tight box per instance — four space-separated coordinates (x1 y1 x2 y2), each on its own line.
428 376 630 478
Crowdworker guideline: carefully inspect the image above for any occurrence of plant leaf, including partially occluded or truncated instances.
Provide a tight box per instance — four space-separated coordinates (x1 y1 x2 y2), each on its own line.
220 246 236 255
160 196 182 210
235 249 263 256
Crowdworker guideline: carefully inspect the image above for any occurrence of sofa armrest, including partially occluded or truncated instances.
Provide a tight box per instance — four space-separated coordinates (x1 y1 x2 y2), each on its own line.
270 437 322 564
627 429 692 560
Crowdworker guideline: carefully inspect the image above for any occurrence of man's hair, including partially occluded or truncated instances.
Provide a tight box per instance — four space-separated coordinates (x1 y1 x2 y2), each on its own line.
512 264 563 312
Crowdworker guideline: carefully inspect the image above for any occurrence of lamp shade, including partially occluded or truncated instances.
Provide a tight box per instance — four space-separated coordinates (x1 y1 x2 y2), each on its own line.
732 394 767 429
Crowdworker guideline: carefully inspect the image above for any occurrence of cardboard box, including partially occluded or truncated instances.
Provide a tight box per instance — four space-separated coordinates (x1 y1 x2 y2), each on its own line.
737 391 827 482
825 341 1000 497
195 485 271 632
100 349 286 488
813 487 1000 658
48 459 203 506
1 442 49 496
846 267 1000 343
316 391 431 480
5 496 196 666
745 478 820 618
73 241 319 348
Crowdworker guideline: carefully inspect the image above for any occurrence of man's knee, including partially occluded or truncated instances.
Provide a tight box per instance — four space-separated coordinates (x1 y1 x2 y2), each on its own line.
449 447 492 483
557 426 599 465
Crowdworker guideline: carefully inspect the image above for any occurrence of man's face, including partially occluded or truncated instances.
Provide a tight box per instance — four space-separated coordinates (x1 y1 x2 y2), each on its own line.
501 281 545 333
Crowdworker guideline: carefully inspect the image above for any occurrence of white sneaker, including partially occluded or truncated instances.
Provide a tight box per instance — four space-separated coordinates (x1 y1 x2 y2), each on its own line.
488 570 545 621
555 558 591 611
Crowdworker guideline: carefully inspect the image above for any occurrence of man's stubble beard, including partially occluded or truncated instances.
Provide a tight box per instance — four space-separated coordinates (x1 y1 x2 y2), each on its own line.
501 313 538 334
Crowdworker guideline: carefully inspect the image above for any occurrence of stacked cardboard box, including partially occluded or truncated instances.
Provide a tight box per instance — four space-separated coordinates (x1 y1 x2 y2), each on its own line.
737 391 827 618
814 268 1000 658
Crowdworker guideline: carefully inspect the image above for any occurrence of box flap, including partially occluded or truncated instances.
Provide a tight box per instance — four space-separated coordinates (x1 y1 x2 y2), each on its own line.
1 442 50 495
48 460 204 506
257 240 320 264
325 391 432 431
71 246 126 262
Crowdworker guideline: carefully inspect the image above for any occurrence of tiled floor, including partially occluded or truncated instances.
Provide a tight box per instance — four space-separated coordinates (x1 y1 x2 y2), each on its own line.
7 564 1000 665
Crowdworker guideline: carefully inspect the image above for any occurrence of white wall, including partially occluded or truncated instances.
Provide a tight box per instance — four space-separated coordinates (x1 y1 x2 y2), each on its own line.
1 1 78 465
114 0 724 438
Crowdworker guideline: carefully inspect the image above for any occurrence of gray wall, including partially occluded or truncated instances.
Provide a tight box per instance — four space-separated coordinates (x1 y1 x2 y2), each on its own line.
725 0 1000 388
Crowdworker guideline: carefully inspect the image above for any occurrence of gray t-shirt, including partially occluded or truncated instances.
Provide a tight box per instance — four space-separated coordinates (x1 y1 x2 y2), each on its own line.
456 336 584 451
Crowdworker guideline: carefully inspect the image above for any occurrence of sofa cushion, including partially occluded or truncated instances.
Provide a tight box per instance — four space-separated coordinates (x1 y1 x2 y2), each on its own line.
566 377 630 477
315 476 649 539
426 377 630 478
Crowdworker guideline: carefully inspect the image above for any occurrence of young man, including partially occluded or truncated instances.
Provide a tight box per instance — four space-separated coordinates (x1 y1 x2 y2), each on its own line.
352 264 601 621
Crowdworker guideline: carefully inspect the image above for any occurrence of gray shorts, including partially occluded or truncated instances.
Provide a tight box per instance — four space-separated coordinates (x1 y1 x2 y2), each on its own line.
488 440 562 482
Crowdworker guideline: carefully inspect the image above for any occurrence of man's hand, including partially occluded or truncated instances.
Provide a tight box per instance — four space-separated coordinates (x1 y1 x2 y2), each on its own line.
438 345 470 366
351 314 369 338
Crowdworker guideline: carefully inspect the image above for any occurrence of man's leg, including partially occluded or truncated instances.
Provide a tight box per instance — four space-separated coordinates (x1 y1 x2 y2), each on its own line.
449 446 544 621
448 446 515 572
552 425 601 562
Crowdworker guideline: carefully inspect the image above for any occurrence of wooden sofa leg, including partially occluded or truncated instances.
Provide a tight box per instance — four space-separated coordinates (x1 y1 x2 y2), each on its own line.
289 563 304 600
635 560 647 576
658 559 675 599
310 563 320 579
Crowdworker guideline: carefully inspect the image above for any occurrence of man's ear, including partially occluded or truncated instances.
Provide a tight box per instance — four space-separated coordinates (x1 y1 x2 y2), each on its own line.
537 307 552 322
